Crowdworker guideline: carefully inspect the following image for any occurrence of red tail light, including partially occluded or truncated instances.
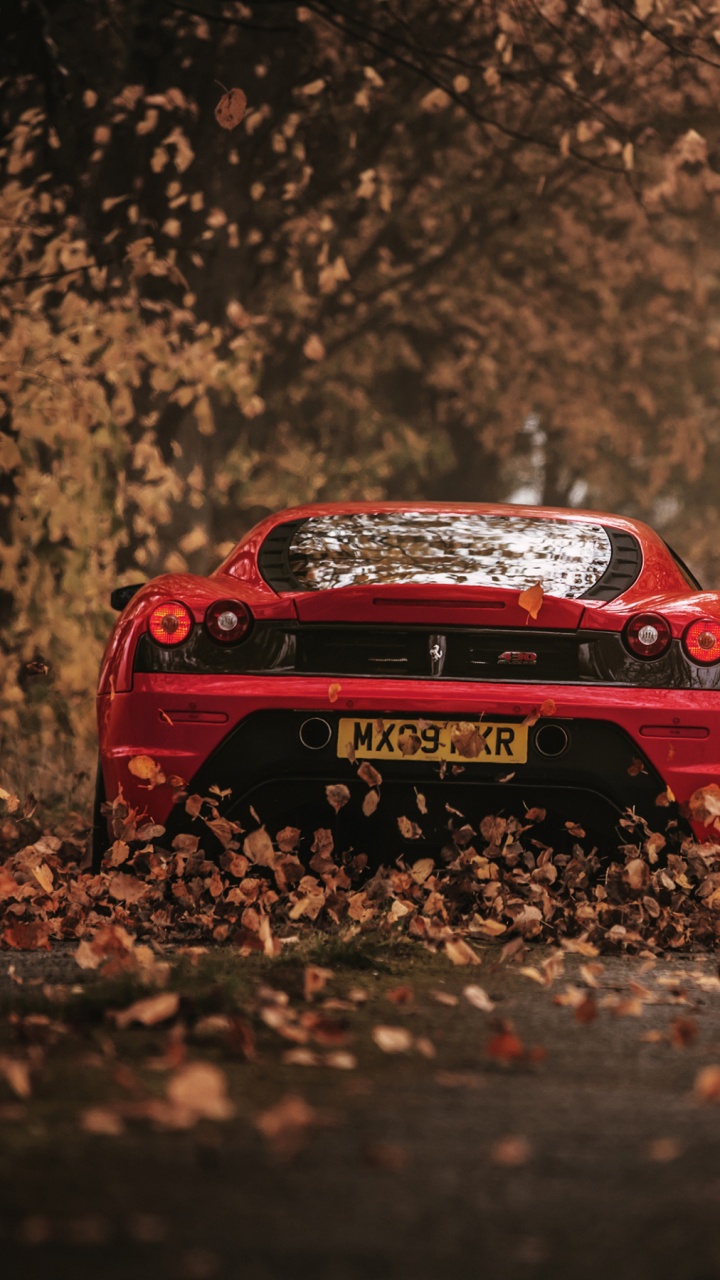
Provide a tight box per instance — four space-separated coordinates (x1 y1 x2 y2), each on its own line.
148 601 193 646
684 619 720 664
205 599 252 644
624 613 672 659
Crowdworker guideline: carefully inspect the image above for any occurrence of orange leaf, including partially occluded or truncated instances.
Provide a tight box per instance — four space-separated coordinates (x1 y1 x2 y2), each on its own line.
518 582 544 620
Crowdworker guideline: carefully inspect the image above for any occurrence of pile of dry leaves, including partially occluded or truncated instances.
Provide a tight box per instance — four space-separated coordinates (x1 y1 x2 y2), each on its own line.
3 775 720 958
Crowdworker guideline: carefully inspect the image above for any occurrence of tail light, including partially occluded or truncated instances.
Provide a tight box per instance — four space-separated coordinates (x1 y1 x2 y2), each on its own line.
624 613 672 659
205 599 252 644
684 619 720 664
148 601 193 646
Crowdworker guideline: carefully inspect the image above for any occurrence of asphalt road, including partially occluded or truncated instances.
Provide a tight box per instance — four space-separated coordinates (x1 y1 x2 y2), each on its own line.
2 949 720 1280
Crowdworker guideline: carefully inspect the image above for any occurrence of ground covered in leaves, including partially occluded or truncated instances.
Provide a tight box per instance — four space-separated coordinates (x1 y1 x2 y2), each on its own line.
3 787 720 1276
2 779 720 958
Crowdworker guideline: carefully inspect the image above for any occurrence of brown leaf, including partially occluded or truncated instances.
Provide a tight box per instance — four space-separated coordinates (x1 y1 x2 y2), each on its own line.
397 815 422 840
80 1107 125 1136
3 921 51 951
670 1017 697 1048
108 872 149 904
326 783 350 813
628 757 647 777
410 857 434 884
185 794 203 819
303 966 333 1002
214 87 247 130
277 826 301 852
574 994 598 1024
243 827 276 866
463 984 495 1012
386 985 414 1005
624 858 649 892
0 1057 31 1098
372 1025 413 1054
689 783 720 826
444 938 481 965
695 1064 720 1102
165 1062 234 1124
114 991 180 1029
304 334 326 362
255 1093 322 1158
128 755 166 789
362 788 380 816
358 761 382 787
486 1027 526 1063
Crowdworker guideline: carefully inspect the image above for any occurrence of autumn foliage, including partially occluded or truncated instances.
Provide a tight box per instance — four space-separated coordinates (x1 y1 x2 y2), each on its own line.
4 2 720 793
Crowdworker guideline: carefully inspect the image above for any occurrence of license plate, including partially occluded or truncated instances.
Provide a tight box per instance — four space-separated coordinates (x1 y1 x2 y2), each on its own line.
337 717 528 764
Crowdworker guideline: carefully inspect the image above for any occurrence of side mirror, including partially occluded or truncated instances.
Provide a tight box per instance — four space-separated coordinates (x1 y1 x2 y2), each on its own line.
110 583 145 612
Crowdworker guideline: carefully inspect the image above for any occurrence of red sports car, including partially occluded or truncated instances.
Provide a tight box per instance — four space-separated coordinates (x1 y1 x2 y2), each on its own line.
94 502 720 864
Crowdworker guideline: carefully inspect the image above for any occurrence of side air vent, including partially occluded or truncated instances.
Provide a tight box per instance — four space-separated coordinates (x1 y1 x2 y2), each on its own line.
257 519 307 592
580 528 642 602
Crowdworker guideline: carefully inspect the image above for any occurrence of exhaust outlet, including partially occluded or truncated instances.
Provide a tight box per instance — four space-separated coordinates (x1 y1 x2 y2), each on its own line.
534 723 570 758
299 717 333 751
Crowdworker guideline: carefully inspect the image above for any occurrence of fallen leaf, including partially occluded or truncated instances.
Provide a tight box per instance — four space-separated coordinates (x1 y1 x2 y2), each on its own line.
410 857 434 884
0 1057 31 1098
303 965 333 1002
166 1062 234 1123
128 755 166 789
372 1025 413 1054
463 984 495 1012
358 761 382 787
695 1065 720 1102
326 783 350 813
397 815 422 839
214 87 247 130
80 1107 125 1136
324 1051 356 1070
444 938 482 965
255 1093 322 1158
486 1029 525 1063
518 582 544 620
114 991 180 1029
361 788 380 817
574 994 598 1024
243 827 276 866
670 1017 697 1048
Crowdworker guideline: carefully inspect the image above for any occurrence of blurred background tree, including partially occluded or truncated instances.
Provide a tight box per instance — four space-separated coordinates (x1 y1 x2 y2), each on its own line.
3 0 720 798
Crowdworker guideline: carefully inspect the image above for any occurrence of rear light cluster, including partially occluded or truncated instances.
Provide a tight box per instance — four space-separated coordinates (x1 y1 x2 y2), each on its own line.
149 602 193 646
148 599 252 646
624 613 671 659
685 619 720 664
624 613 720 665
205 599 252 644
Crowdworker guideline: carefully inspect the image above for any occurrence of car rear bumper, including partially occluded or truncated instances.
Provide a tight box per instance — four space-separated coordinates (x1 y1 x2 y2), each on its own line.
97 674 720 843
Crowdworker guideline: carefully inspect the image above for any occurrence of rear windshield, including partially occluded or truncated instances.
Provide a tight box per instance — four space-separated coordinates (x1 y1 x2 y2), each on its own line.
286 511 613 598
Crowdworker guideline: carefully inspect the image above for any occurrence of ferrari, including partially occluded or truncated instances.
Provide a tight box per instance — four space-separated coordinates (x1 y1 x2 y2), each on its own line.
94 501 720 864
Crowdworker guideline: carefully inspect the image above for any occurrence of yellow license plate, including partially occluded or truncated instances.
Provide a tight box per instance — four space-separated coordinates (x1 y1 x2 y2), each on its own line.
337 717 528 764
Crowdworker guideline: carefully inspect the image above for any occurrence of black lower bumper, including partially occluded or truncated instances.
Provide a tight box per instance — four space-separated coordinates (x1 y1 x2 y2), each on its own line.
162 710 682 856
